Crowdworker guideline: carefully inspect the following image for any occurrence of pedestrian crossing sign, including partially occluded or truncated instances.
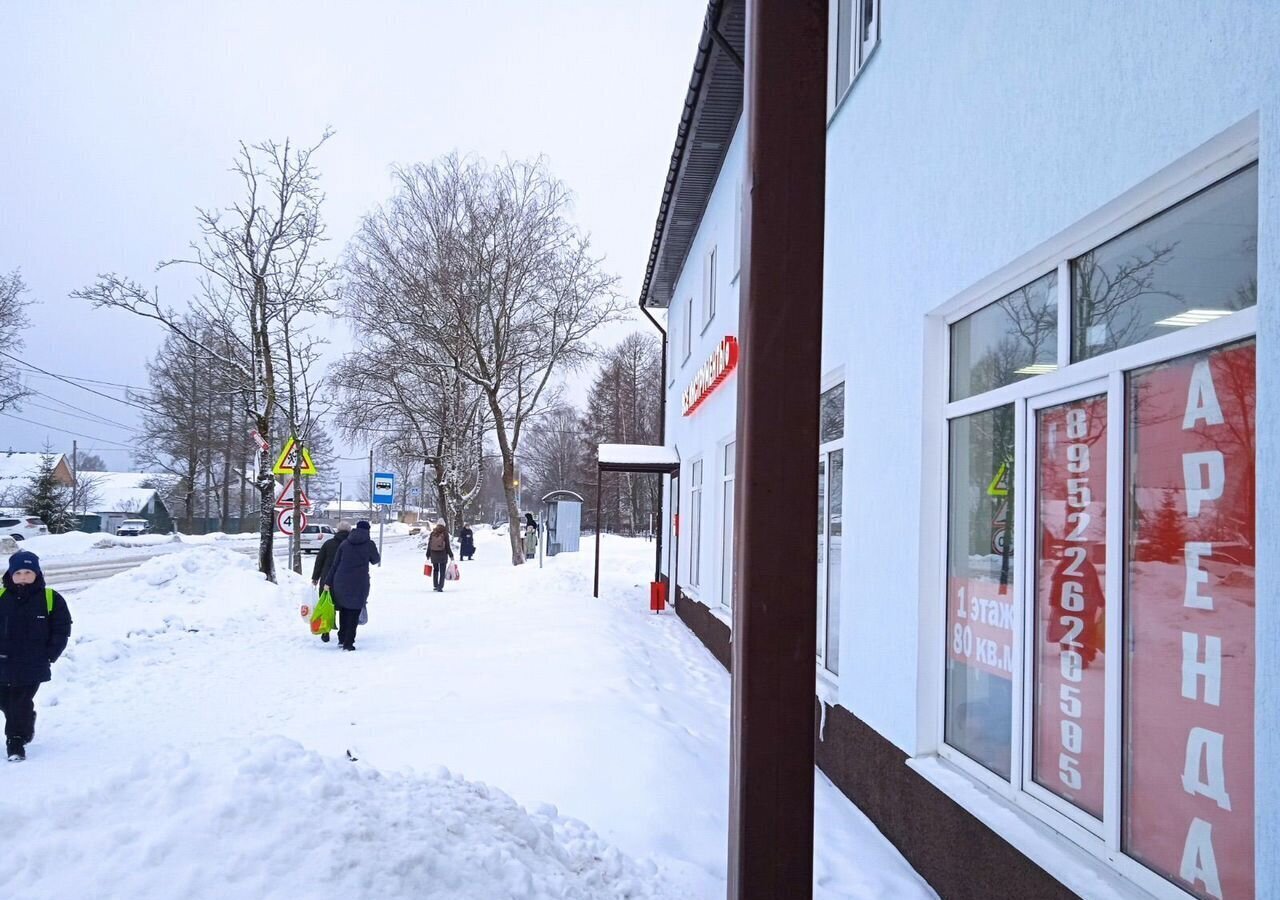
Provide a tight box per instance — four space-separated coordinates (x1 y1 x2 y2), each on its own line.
272 437 318 476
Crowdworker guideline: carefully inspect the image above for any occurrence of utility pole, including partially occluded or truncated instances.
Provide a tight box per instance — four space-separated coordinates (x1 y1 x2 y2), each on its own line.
337 481 343 521
71 440 78 519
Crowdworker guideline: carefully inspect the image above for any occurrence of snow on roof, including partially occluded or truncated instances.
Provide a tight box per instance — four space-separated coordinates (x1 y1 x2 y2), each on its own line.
596 443 679 470
0 451 67 483
87 471 175 514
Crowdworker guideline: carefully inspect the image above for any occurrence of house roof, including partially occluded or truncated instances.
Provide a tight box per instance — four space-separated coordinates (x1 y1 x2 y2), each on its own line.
88 472 174 514
639 0 745 310
0 451 71 486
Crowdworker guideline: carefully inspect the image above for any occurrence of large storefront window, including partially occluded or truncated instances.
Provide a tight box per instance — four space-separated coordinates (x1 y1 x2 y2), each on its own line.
945 405 1015 778
818 383 845 676
940 157 1257 898
1124 341 1255 899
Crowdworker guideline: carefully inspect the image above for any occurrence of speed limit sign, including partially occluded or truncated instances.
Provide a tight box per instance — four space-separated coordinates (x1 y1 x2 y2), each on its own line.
277 507 307 535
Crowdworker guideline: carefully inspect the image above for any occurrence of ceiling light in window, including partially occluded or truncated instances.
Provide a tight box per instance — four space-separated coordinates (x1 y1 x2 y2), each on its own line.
1014 363 1058 376
1154 309 1234 328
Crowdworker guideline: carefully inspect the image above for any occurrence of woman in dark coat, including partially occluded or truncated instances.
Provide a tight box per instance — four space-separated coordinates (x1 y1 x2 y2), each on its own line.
0 550 72 761
321 520 381 651
427 521 453 593
458 523 475 561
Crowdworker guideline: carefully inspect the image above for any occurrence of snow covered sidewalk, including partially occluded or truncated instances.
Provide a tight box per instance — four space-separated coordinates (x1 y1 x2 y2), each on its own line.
0 530 933 899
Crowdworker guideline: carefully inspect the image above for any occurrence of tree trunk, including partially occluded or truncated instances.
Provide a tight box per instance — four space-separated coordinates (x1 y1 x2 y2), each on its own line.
255 419 276 581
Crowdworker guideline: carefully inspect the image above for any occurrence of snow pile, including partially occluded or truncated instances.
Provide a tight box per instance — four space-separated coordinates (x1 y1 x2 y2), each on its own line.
0 737 668 900
109 544 278 606
180 530 260 544
19 531 110 557
91 533 180 550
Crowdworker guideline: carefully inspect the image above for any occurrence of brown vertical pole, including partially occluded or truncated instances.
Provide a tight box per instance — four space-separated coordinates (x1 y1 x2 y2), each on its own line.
593 471 602 598
729 0 827 897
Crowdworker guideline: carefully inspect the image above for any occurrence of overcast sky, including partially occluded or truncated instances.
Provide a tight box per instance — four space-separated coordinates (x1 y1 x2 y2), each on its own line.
0 0 700 491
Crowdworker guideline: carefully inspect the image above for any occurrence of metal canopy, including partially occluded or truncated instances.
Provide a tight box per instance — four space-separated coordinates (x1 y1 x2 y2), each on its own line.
592 445 679 597
539 490 585 504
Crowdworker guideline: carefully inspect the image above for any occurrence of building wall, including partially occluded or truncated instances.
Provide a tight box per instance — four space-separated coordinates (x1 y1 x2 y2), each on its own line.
820 0 1279 892
661 122 746 618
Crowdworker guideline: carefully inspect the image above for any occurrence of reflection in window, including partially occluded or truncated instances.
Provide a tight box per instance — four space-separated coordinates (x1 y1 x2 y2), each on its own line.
945 405 1015 779
1073 165 1257 360
950 269 1058 401
1124 340 1255 899
825 449 843 675
820 383 845 443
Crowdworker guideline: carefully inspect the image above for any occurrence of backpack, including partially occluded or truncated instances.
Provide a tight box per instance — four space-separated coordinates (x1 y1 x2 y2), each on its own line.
0 587 55 613
429 532 448 552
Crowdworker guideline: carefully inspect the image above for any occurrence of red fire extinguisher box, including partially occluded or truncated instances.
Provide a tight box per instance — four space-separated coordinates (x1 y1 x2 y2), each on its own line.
650 581 667 613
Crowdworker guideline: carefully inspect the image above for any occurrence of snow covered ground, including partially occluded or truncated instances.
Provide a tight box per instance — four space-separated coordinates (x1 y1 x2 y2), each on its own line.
0 530 933 899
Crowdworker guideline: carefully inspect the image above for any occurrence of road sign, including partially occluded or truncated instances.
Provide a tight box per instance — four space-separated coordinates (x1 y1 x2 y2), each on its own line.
987 459 1010 497
277 507 308 535
251 430 268 451
372 472 395 506
275 477 312 510
272 437 318 476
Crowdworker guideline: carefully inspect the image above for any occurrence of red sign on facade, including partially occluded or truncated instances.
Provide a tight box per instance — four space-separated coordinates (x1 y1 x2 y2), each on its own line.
1125 341 1255 900
681 336 739 416
1032 394 1108 818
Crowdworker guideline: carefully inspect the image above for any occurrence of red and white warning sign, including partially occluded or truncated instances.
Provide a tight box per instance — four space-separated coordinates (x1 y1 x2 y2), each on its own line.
276 506 308 536
274 477 312 510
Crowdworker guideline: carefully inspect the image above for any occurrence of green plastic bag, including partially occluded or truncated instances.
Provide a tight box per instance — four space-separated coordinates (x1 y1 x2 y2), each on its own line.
310 590 336 636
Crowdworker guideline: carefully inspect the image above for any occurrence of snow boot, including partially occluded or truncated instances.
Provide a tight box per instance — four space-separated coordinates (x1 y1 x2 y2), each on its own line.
6 738 25 762
320 632 331 643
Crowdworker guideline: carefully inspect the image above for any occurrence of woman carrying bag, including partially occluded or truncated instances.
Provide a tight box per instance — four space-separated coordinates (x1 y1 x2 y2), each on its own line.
321 520 381 651
426 521 453 593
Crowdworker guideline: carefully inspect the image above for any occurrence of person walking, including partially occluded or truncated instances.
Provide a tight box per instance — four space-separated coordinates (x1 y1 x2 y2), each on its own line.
310 521 351 643
321 520 380 651
458 523 475 561
0 550 72 761
427 520 453 592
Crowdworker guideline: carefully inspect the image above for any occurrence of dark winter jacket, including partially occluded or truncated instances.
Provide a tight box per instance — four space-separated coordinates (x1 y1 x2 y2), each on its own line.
311 530 349 583
0 574 72 685
323 527 381 610
459 527 475 556
428 526 453 558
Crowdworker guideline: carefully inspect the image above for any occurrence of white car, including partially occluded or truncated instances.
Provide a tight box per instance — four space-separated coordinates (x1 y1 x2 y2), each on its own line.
0 515 49 541
115 519 150 537
298 523 336 554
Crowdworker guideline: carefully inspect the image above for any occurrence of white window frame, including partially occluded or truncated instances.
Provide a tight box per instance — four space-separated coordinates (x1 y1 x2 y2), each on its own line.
688 457 704 589
828 0 881 117
817 378 846 677
733 183 743 281
718 438 736 611
682 296 694 363
922 118 1259 900
702 245 718 331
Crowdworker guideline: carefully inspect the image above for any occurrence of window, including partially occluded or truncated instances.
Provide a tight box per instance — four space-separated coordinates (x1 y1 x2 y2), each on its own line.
720 441 736 609
733 183 743 278
1072 165 1257 361
702 246 718 329
683 296 693 362
832 0 880 107
950 269 1058 401
939 160 1257 899
689 458 703 588
818 382 845 675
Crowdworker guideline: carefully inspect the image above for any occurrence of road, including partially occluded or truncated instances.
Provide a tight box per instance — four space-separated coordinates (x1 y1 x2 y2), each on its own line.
46 533 417 594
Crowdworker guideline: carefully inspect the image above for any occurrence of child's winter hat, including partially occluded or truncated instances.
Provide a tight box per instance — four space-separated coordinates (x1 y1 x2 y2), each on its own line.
6 550 42 578
355 520 371 530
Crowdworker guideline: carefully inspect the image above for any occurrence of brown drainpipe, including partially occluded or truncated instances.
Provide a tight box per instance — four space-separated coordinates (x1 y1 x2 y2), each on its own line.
728 0 827 897
639 302 667 584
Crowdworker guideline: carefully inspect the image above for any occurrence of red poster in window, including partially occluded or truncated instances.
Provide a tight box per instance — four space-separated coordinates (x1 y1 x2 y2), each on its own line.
1126 341 1255 900
1032 395 1107 818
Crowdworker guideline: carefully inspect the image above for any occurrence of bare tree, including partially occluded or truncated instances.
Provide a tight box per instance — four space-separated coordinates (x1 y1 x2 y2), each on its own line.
71 450 107 472
75 133 336 581
0 270 33 411
343 154 624 564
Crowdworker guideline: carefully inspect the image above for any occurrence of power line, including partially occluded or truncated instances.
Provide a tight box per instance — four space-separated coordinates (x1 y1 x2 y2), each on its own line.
26 392 140 432
0 351 157 414
0 412 135 450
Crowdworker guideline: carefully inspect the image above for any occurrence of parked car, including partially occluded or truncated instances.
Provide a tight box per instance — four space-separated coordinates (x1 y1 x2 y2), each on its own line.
0 515 48 541
115 519 151 537
298 523 336 554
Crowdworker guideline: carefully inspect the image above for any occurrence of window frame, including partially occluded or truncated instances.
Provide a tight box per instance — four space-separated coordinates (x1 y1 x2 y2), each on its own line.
719 438 736 611
926 124 1259 900
689 457 704 589
702 245 718 332
817 379 846 677
829 0 881 117
682 296 694 363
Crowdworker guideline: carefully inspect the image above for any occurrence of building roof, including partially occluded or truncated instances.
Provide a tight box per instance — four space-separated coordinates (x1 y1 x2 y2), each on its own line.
87 472 173 514
639 0 745 310
0 451 72 487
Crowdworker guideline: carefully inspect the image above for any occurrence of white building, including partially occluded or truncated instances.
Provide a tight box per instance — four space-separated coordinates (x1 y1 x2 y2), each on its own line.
642 2 1277 898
